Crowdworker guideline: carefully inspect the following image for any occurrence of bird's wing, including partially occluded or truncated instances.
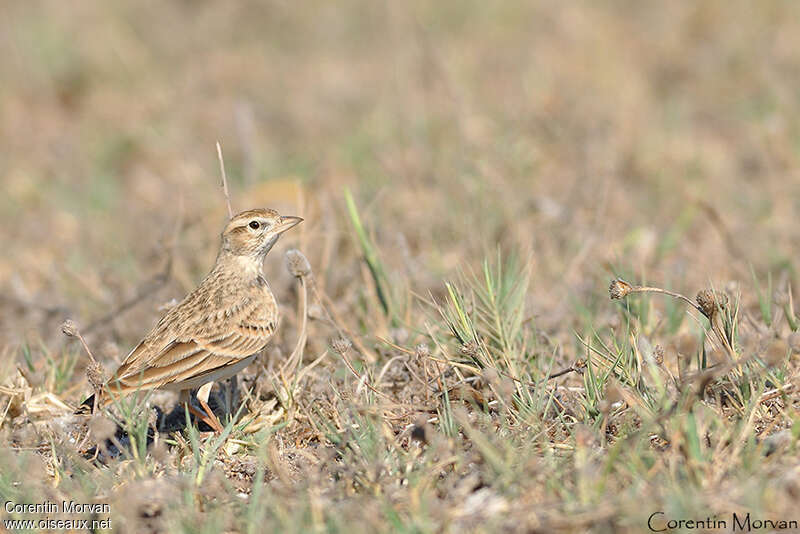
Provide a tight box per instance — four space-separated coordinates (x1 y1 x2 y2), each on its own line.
109 292 276 391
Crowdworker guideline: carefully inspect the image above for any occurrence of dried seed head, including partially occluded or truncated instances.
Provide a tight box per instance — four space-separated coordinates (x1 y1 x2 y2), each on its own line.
331 337 352 355
86 361 106 392
696 289 728 320
609 278 633 300
285 249 311 278
61 319 79 338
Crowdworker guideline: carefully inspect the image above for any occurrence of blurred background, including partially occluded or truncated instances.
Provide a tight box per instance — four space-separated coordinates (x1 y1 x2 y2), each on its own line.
1 0 799 360
3 3 800 531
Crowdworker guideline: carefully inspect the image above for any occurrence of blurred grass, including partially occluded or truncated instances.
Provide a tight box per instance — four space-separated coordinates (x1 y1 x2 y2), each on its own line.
1 1 800 533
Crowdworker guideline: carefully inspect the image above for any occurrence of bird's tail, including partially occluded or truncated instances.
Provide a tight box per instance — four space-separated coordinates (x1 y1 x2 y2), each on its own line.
75 393 99 415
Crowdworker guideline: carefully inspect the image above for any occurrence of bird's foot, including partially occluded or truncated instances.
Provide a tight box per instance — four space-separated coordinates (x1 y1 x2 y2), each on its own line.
198 398 225 435
184 401 224 435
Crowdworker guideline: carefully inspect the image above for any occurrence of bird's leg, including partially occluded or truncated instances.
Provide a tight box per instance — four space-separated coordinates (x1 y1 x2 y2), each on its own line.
224 375 238 420
179 389 206 421
179 389 221 434
196 382 224 434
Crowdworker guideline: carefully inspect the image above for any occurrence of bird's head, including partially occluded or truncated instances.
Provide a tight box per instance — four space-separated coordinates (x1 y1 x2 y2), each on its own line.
220 208 303 259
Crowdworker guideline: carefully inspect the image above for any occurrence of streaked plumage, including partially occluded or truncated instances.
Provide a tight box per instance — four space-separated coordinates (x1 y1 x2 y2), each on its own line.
80 208 302 424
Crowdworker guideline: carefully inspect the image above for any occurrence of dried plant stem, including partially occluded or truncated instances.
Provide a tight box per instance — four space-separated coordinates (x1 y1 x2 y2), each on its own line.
62 320 104 413
75 331 98 366
281 275 309 378
0 398 11 430
544 364 582 381
626 285 705 316
216 141 233 219
758 383 796 404
611 278 737 360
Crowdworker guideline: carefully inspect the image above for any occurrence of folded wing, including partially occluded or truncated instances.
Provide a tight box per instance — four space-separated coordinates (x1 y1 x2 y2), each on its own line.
108 295 276 393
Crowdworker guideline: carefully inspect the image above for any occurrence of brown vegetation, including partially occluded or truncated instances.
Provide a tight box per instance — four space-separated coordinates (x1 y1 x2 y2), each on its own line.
1 2 799 533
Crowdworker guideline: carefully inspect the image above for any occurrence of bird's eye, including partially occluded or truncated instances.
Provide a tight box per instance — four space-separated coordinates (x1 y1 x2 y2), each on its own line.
249 221 260 230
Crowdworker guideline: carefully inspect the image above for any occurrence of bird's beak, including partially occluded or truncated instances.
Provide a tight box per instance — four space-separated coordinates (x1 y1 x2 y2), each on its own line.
276 215 303 234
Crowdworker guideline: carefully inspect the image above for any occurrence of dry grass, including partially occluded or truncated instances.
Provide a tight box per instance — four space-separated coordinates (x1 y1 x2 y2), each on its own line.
1 2 800 533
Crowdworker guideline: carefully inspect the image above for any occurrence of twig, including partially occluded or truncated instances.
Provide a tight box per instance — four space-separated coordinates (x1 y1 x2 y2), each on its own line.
216 141 233 219
621 283 705 316
545 364 583 381
758 382 796 404
281 272 309 378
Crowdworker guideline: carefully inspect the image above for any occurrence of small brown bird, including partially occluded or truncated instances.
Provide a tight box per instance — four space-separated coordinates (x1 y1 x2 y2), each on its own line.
80 208 302 432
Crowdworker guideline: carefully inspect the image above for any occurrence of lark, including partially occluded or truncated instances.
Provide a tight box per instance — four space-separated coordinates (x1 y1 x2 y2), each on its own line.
79 208 302 432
